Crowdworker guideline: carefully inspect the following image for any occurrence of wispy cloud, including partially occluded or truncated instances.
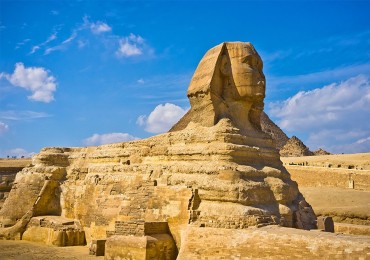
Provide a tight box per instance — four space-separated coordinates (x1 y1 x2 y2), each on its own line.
269 75 370 153
30 32 57 54
77 39 88 49
50 10 59 16
0 110 51 120
127 72 191 105
268 62 370 89
262 30 370 65
83 132 139 146
42 17 121 56
44 31 78 55
1 63 57 103
15 38 31 50
137 103 188 133
137 78 145 84
25 16 154 61
0 122 9 134
62 32 77 44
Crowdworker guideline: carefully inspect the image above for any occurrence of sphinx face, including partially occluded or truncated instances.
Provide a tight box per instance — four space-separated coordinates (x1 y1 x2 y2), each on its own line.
227 43 265 100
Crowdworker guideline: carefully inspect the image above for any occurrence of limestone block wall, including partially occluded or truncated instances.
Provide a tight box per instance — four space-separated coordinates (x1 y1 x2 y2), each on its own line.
287 166 370 190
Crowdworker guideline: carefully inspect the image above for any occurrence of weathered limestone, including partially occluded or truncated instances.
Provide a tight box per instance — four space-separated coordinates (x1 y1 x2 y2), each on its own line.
105 234 177 260
171 42 266 135
0 42 320 257
177 226 370 259
22 216 85 246
260 112 289 150
335 222 370 236
0 159 30 210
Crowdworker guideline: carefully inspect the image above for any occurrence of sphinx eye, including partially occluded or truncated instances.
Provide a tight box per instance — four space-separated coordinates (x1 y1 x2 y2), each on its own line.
242 56 253 65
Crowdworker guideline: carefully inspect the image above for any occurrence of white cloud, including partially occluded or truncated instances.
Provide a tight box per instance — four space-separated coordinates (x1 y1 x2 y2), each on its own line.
83 133 139 146
137 103 187 133
116 33 145 57
6 148 35 158
0 110 51 120
82 16 112 34
0 122 9 134
356 136 370 144
90 21 112 34
137 78 145 84
136 115 146 126
30 46 40 54
2 63 57 103
269 75 370 153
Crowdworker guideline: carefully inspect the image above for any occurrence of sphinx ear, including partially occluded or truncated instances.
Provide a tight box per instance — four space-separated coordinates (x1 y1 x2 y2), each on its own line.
220 54 231 76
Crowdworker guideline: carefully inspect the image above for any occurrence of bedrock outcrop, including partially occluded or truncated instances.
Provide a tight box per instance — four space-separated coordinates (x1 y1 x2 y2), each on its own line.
0 42 317 257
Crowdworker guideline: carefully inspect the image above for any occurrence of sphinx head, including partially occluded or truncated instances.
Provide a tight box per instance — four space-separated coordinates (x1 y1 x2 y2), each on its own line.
225 42 265 101
170 42 266 134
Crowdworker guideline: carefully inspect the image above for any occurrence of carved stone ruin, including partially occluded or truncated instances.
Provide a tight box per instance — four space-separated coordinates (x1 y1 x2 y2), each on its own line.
0 42 318 258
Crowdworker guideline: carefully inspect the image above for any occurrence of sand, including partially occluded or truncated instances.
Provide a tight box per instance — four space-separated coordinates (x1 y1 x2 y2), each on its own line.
0 240 103 260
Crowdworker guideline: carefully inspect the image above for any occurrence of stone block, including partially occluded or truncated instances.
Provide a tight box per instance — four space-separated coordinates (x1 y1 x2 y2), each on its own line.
22 216 86 246
317 216 334 232
89 239 106 256
105 234 176 260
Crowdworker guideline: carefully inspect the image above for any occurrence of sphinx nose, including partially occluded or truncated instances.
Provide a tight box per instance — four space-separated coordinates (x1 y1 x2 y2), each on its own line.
256 74 265 86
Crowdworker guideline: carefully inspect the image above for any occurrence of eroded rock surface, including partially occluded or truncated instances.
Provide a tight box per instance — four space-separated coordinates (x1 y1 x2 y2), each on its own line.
0 42 318 257
260 112 289 151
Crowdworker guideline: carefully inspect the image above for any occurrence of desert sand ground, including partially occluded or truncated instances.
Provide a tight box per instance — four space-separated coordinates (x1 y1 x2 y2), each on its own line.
0 240 102 260
300 187 370 225
282 153 370 227
281 152 370 170
0 158 32 168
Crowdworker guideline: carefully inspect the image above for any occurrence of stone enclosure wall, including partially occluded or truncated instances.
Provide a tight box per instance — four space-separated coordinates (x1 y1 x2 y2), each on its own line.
287 166 370 190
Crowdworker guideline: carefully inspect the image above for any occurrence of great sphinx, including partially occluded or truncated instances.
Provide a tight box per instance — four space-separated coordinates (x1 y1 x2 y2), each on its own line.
0 42 316 258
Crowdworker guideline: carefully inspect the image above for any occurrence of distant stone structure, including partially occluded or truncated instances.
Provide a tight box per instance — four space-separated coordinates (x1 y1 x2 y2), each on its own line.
280 136 314 157
1 42 344 259
313 148 331 156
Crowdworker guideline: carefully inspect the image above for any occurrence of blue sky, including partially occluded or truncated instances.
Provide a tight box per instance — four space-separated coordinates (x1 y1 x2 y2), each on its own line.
1 0 370 157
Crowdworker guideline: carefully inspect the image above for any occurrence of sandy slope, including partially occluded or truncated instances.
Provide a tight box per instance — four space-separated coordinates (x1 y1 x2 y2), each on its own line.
0 240 103 260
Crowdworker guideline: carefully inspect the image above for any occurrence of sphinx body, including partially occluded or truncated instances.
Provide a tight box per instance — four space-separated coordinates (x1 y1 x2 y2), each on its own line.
0 42 316 257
